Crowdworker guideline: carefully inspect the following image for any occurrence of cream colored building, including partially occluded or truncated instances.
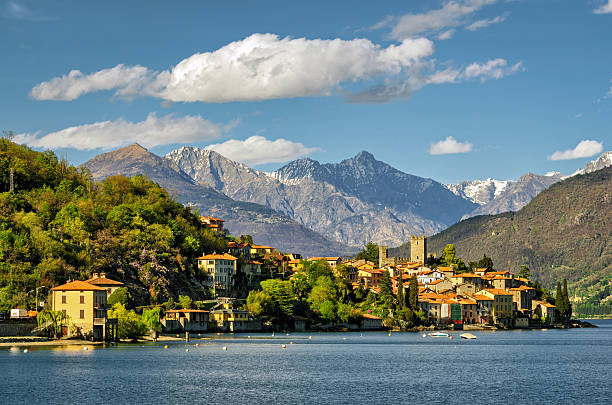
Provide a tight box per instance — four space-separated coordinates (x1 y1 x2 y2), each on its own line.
197 253 237 295
85 272 124 299
51 280 117 340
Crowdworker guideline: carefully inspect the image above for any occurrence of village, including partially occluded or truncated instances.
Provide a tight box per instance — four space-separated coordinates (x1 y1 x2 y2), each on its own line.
4 215 562 342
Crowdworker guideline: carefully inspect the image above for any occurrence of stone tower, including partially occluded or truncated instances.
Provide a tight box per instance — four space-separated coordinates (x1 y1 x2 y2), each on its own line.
410 235 427 263
378 245 388 268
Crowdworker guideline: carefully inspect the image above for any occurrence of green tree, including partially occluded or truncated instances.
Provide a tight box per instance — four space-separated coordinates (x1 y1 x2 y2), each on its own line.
107 303 148 340
518 265 531 280
141 307 162 334
379 270 393 299
555 282 564 315
308 276 337 311
440 244 467 271
37 310 68 339
178 295 193 309
319 300 337 323
355 242 379 263
396 275 404 310
238 235 253 245
260 279 295 323
163 297 176 311
108 287 133 309
562 279 572 318
408 274 419 310
246 290 272 318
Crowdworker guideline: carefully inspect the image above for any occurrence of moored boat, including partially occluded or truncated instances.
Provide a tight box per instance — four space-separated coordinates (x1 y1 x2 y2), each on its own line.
428 332 450 337
460 333 477 340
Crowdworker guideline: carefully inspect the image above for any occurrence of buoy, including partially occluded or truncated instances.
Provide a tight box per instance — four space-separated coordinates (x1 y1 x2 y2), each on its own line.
176 334 179 337
286 333 289 336
247 336 251 338
83 347 89 351
343 337 347 340
360 333 363 338
422 334 427 338
290 341 294 344
222 346 227 351
164 345 168 349
388 332 392 336
23 349 28 353
449 336 454 340
308 336 312 340
195 343 199 347
281 345 287 349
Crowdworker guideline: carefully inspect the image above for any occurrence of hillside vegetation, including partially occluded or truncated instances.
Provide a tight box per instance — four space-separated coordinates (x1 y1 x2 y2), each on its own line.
392 167 612 303
0 139 226 315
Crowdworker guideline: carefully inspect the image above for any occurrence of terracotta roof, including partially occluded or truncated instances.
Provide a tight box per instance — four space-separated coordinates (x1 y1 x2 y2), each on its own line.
248 260 263 265
165 309 209 313
450 273 481 278
437 266 453 272
85 276 124 286
473 294 494 301
51 280 106 291
200 216 224 222
362 314 382 320
197 253 237 260
483 288 513 296
251 244 273 249
429 279 444 285
309 257 341 261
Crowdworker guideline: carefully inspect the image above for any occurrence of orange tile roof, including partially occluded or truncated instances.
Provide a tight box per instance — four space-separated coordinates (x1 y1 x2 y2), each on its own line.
473 294 494 301
483 288 513 296
165 309 209 313
251 244 274 249
197 253 237 260
51 280 106 291
450 273 481 278
437 266 453 272
85 276 124 286
429 279 445 285
362 314 382 320
200 216 224 222
309 257 341 261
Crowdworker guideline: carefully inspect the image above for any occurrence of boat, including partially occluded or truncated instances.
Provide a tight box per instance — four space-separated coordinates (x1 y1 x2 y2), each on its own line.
428 332 450 337
460 333 477 340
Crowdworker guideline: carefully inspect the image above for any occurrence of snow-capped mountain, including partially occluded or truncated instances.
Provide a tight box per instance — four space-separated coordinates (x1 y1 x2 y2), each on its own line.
446 178 509 206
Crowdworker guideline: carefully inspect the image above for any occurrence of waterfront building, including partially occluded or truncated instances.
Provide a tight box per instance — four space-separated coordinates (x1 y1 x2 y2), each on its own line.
197 253 237 295
532 300 556 323
481 289 514 326
50 280 118 341
473 293 494 324
85 272 124 300
163 309 209 333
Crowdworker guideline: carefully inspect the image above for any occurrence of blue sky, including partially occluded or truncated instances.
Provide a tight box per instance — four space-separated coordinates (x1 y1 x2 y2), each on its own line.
1 0 611 183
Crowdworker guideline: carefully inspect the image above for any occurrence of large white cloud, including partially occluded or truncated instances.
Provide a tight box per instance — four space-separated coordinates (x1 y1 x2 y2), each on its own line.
205 136 318 166
31 33 434 103
379 0 497 40
548 140 604 160
594 1 612 14
429 136 473 155
13 113 228 151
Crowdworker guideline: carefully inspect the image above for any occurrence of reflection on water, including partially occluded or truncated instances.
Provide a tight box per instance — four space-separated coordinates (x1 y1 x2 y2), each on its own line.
1 320 611 404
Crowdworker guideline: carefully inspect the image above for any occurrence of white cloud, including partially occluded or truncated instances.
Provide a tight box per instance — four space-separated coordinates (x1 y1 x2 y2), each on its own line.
13 113 228 151
429 136 473 155
205 136 319 166
464 58 523 81
30 64 155 101
594 1 612 14
385 0 496 40
437 29 456 40
548 140 604 160
31 33 434 103
465 14 507 31
1 1 54 21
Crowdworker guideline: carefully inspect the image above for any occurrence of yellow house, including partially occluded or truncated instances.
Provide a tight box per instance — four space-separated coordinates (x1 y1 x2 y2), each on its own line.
481 288 514 326
200 216 224 234
51 280 118 340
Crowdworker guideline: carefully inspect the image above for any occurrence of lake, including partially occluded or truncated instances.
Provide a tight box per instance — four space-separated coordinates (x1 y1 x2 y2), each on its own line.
2 320 611 404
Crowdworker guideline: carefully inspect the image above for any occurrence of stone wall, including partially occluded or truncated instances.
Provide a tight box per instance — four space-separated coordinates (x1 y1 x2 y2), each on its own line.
0 320 43 337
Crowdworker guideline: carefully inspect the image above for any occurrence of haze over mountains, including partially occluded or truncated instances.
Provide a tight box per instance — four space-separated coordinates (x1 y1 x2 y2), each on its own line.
166 147 477 247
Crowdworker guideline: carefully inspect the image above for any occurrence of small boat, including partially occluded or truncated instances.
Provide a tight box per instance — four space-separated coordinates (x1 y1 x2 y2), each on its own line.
428 332 450 338
460 333 477 340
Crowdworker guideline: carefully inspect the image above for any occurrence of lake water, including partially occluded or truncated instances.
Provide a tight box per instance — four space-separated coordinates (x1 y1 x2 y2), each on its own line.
1 320 611 404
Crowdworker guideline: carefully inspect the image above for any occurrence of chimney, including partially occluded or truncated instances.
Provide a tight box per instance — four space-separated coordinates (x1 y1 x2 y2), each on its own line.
100 272 106 278
92 272 99 279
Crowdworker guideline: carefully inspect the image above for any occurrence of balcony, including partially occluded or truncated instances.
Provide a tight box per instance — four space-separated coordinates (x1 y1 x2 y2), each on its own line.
94 317 106 325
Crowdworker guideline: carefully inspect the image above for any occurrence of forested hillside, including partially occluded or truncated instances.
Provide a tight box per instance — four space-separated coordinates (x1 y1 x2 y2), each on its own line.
0 139 226 315
394 167 612 303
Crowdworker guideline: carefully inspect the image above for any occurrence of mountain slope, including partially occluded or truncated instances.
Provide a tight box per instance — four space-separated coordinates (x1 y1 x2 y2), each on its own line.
447 178 509 206
394 166 612 301
166 147 477 246
82 144 356 256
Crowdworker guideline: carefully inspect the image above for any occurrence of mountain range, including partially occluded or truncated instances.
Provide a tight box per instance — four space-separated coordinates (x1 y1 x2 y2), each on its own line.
166 147 477 247
82 144 356 257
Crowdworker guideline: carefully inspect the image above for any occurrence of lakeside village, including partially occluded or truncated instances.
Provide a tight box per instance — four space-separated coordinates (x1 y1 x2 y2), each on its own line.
4 215 586 343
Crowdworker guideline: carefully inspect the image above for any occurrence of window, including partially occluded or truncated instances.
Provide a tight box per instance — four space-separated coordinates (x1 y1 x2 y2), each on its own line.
80 295 85 304
62 309 66 316
61 295 66 304
80 310 85 319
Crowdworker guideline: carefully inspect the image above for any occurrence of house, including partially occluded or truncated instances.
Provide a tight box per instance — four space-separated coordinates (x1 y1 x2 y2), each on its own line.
455 298 478 324
417 269 444 284
250 244 275 257
51 280 118 341
456 283 476 297
532 300 556 323
361 314 382 330
449 273 482 290
210 300 260 332
228 242 251 260
358 268 383 289
491 276 514 290
481 289 514 326
308 256 342 268
509 286 534 312
200 216 224 234
197 253 237 296
473 293 494 324
85 272 124 300
428 278 453 293
163 309 209 333
437 266 455 279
